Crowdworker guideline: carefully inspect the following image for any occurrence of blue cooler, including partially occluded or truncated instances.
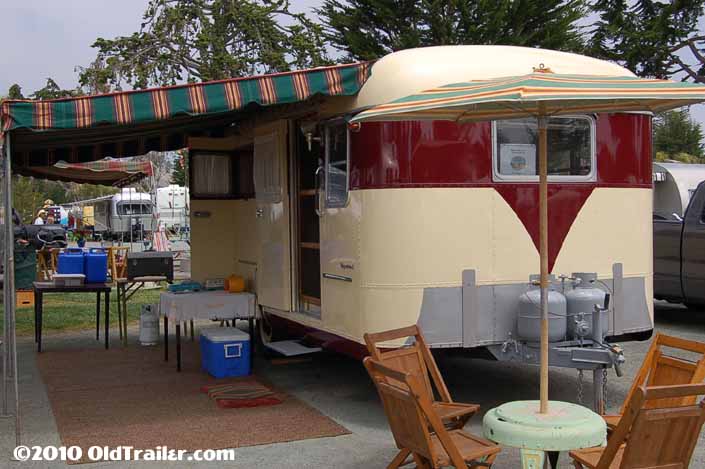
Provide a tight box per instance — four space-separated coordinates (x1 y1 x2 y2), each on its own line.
84 248 108 283
57 248 85 275
200 328 251 378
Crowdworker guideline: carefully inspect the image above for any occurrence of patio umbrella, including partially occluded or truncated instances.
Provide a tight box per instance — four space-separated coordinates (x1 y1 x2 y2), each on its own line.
350 67 705 414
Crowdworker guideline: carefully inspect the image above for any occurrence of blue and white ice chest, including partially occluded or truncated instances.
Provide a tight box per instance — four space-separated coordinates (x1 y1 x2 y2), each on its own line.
200 327 251 378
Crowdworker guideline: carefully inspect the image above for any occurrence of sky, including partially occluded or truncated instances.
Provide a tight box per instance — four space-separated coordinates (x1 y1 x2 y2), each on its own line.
1 0 704 124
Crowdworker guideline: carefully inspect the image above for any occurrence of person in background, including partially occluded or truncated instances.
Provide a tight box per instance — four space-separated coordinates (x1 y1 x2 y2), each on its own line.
46 214 56 225
34 210 47 225
12 208 21 226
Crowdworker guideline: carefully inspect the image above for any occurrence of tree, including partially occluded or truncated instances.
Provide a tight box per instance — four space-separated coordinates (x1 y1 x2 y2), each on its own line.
316 0 587 61
31 78 82 100
589 1 704 79
79 0 330 90
171 150 188 186
653 109 705 163
7 84 24 99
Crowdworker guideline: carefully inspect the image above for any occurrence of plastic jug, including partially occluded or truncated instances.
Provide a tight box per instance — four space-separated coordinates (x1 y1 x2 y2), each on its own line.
226 274 245 293
84 248 108 283
57 248 85 275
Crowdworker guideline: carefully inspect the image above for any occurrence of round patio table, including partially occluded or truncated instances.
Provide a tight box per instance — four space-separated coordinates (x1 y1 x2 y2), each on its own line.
483 400 606 469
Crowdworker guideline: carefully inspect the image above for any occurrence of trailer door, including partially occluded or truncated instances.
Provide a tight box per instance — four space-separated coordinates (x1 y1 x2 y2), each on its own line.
254 121 292 312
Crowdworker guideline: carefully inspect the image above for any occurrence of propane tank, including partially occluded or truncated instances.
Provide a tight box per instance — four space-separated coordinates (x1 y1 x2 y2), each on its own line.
139 304 160 346
517 275 567 342
565 272 608 341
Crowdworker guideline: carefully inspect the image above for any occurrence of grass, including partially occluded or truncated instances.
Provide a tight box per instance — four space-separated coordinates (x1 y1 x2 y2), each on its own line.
0 287 165 336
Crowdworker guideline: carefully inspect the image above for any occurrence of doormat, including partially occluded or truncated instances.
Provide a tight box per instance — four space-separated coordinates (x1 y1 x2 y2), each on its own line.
200 382 283 408
36 342 349 464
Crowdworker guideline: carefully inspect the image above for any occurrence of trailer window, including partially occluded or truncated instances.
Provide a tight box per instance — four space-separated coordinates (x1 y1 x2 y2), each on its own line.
117 203 152 215
190 149 254 199
324 121 349 208
492 116 595 181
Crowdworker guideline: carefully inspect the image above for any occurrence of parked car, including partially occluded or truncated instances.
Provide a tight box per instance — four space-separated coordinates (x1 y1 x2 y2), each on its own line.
654 167 705 307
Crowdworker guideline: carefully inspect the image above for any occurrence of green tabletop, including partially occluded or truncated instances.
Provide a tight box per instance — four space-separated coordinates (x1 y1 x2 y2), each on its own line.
483 400 606 469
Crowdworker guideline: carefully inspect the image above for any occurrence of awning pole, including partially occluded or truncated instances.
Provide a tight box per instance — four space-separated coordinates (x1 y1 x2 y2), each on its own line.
1 132 20 444
538 110 549 414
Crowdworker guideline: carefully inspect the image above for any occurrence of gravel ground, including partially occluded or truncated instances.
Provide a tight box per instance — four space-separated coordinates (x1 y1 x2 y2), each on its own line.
0 300 703 468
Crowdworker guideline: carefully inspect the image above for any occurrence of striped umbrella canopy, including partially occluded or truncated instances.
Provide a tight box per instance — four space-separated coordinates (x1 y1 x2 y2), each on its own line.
351 71 705 123
351 69 705 415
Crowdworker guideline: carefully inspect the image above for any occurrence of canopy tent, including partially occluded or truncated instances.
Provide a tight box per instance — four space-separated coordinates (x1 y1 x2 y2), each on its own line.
351 69 705 415
0 61 371 170
18 157 153 187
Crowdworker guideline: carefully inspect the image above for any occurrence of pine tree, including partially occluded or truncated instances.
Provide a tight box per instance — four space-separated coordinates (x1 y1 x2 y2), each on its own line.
653 109 705 163
317 0 587 61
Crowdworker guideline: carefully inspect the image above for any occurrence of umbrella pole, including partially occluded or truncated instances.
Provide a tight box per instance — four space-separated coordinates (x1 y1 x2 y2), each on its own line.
538 113 549 414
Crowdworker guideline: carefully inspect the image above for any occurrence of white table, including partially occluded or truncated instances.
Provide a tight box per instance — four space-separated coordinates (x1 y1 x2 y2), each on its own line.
159 290 257 371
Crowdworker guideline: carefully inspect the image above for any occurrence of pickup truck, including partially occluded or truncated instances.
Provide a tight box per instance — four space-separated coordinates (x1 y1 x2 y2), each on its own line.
654 180 705 307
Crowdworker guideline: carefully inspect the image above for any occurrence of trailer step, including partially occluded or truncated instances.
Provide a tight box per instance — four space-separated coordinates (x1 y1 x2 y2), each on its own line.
264 340 322 357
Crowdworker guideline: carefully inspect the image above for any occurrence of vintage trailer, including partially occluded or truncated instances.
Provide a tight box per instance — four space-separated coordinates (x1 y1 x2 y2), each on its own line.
189 46 653 367
92 188 156 240
156 184 189 231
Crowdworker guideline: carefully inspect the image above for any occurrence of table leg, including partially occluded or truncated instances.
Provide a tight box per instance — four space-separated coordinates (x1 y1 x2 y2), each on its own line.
176 323 181 372
121 284 128 346
249 318 255 373
37 292 43 353
520 449 546 469
190 319 195 341
547 451 559 469
117 286 123 342
96 292 101 341
164 316 168 362
34 290 39 343
104 291 110 350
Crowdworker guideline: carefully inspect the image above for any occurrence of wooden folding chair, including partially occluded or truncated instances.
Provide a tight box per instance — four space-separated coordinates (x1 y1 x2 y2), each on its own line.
364 325 480 431
364 358 500 469
571 383 705 469
603 333 705 431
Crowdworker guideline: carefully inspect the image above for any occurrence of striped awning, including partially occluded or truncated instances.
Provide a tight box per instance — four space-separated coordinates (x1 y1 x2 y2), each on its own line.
0 61 372 175
351 72 705 123
17 157 153 186
3 62 371 132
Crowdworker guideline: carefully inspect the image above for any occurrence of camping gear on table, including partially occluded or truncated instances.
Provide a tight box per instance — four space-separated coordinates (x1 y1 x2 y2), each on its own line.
15 224 68 250
57 248 84 275
139 304 160 346
200 327 251 378
167 281 202 293
84 248 108 283
53 274 86 287
226 274 245 293
127 251 173 281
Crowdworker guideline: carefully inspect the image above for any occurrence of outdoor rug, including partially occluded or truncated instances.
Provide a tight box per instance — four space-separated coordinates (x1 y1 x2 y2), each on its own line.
36 342 349 464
